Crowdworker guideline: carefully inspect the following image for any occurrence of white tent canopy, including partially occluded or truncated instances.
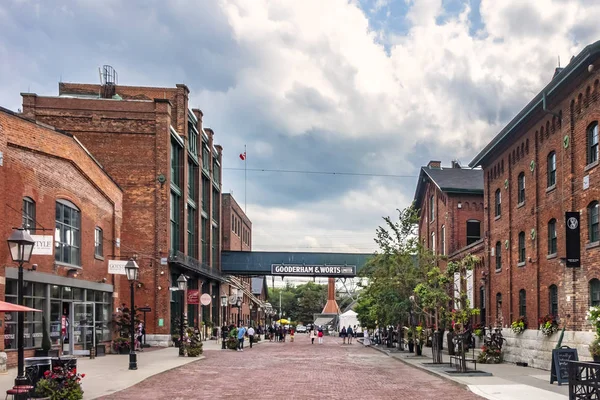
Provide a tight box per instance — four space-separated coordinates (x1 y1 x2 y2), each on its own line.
338 310 360 332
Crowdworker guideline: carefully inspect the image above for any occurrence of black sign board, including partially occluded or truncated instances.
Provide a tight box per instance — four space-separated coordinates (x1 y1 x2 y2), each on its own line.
138 307 151 312
550 347 578 385
565 212 581 267
270 264 356 277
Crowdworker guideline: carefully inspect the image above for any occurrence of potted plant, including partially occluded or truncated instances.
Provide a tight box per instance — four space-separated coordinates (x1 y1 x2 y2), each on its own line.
447 327 455 356
415 325 425 356
186 327 203 357
406 328 414 353
112 337 130 354
510 316 527 334
538 314 559 336
590 339 600 363
34 364 85 400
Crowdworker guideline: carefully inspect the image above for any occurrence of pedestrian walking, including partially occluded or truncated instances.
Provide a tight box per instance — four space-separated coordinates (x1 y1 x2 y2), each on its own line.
341 326 347 344
237 324 247 351
290 328 295 342
135 322 144 351
221 323 229 350
363 329 371 346
247 326 255 348
311 328 317 344
347 325 354 344
318 327 324 344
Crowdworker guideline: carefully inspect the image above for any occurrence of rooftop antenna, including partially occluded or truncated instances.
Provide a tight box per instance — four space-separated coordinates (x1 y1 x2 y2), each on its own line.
100 65 118 98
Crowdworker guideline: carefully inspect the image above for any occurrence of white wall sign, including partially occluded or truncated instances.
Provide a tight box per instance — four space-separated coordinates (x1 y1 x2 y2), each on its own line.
31 235 53 255
584 175 590 190
466 270 474 308
453 272 460 309
108 260 127 275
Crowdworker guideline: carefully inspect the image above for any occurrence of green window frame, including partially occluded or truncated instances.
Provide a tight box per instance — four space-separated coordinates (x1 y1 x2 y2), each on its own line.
548 219 557 255
547 151 556 187
588 122 599 165
518 231 525 263
55 200 81 266
589 201 599 243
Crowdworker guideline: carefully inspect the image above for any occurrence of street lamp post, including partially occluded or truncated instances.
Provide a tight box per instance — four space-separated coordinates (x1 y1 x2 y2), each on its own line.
6 228 35 392
249 303 253 327
236 288 243 326
177 274 188 357
124 259 139 370
220 295 227 350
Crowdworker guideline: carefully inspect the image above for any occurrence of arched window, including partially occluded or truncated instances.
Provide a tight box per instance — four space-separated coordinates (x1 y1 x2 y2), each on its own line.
22 197 36 234
496 293 502 322
518 172 526 204
589 201 600 243
519 289 526 318
95 227 103 258
55 199 81 266
548 218 557 255
495 189 501 217
441 225 446 256
547 151 556 188
518 231 526 263
590 279 600 307
495 241 502 271
466 220 481 245
588 122 599 165
429 195 435 222
549 285 558 316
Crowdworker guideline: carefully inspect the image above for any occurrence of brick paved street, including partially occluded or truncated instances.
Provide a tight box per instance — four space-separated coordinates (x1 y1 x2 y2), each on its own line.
99 338 482 400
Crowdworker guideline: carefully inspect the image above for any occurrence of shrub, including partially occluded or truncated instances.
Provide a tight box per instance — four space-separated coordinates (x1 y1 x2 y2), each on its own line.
35 365 85 400
538 314 559 336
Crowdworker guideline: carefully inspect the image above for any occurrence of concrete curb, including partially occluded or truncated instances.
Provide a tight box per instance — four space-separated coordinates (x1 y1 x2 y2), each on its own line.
367 345 473 392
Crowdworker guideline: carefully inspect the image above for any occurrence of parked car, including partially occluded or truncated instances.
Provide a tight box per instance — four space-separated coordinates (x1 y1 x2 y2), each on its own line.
296 325 307 333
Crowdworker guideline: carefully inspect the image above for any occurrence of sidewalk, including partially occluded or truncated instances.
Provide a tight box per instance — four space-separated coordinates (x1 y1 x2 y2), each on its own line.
0 346 206 399
368 344 569 400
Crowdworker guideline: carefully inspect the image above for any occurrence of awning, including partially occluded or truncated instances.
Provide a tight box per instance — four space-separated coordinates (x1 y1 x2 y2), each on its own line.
314 317 334 327
0 301 40 312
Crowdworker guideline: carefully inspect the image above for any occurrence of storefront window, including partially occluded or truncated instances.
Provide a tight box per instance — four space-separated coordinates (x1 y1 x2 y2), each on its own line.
5 281 45 349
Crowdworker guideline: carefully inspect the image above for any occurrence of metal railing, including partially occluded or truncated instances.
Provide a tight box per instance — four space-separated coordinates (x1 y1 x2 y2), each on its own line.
569 361 600 399
168 250 222 281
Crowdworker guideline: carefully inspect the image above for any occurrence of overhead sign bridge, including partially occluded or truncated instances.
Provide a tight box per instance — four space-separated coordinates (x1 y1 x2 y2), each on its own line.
221 251 373 277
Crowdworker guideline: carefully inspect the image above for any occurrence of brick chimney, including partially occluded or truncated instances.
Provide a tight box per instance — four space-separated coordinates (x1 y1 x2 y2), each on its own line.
427 160 441 169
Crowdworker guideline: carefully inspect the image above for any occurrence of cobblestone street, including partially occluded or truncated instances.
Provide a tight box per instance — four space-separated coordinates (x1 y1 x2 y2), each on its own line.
99 338 482 400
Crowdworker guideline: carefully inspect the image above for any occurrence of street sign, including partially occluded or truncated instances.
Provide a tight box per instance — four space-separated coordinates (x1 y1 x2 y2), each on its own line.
200 293 212 306
270 264 356 277
138 307 151 312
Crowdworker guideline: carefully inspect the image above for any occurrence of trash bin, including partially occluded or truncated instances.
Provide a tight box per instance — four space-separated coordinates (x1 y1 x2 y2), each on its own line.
51 356 77 372
25 357 52 387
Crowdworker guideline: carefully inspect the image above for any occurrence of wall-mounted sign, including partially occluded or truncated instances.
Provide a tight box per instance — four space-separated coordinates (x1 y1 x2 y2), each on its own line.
31 235 53 255
565 211 581 268
187 289 200 305
200 293 212 306
108 260 127 275
270 264 356 277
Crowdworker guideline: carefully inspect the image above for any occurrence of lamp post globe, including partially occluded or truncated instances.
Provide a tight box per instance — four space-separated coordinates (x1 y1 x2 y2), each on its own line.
177 274 187 356
7 228 35 390
124 258 139 370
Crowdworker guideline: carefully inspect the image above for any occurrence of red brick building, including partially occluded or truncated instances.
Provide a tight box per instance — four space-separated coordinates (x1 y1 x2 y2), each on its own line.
0 107 123 365
414 160 486 322
21 76 224 344
470 40 600 331
220 193 266 327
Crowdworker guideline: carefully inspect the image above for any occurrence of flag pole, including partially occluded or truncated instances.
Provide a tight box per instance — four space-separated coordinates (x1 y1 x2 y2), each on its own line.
244 144 247 213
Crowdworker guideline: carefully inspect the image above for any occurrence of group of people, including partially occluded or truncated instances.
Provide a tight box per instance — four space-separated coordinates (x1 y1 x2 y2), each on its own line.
339 325 357 344
220 323 258 352
267 325 293 342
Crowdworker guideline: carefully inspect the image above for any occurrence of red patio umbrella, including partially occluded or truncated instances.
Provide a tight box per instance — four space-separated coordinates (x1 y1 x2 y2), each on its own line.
0 301 40 312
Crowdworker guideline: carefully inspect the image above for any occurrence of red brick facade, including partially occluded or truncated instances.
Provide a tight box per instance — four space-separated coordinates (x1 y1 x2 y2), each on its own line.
471 42 600 330
21 81 223 336
415 161 485 322
0 107 122 365
221 194 252 252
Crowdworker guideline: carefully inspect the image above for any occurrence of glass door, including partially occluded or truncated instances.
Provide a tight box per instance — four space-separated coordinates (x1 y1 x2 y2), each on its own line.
71 302 95 356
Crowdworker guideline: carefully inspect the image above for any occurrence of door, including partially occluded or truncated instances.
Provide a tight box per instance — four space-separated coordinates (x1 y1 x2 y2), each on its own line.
71 302 95 355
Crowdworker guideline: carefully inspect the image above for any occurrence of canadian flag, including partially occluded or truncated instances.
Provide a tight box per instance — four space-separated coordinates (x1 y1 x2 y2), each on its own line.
239 152 246 160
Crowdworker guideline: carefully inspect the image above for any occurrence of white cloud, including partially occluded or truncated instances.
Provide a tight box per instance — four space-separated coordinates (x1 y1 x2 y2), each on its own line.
2 0 600 255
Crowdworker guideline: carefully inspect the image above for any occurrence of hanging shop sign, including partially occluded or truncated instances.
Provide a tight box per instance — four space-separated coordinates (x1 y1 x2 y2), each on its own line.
565 211 581 268
270 264 356 277
108 260 127 275
31 235 53 255
200 293 212 306
187 289 200 305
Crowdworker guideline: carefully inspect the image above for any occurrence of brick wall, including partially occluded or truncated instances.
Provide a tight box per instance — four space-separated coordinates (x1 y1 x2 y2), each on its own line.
0 108 123 360
481 62 600 330
221 193 252 252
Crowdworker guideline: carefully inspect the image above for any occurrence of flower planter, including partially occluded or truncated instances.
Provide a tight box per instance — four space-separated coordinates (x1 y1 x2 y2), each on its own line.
408 342 414 353
416 345 422 356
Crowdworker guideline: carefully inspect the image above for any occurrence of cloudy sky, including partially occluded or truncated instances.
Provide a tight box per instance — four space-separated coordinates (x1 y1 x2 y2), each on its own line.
1 0 600 254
